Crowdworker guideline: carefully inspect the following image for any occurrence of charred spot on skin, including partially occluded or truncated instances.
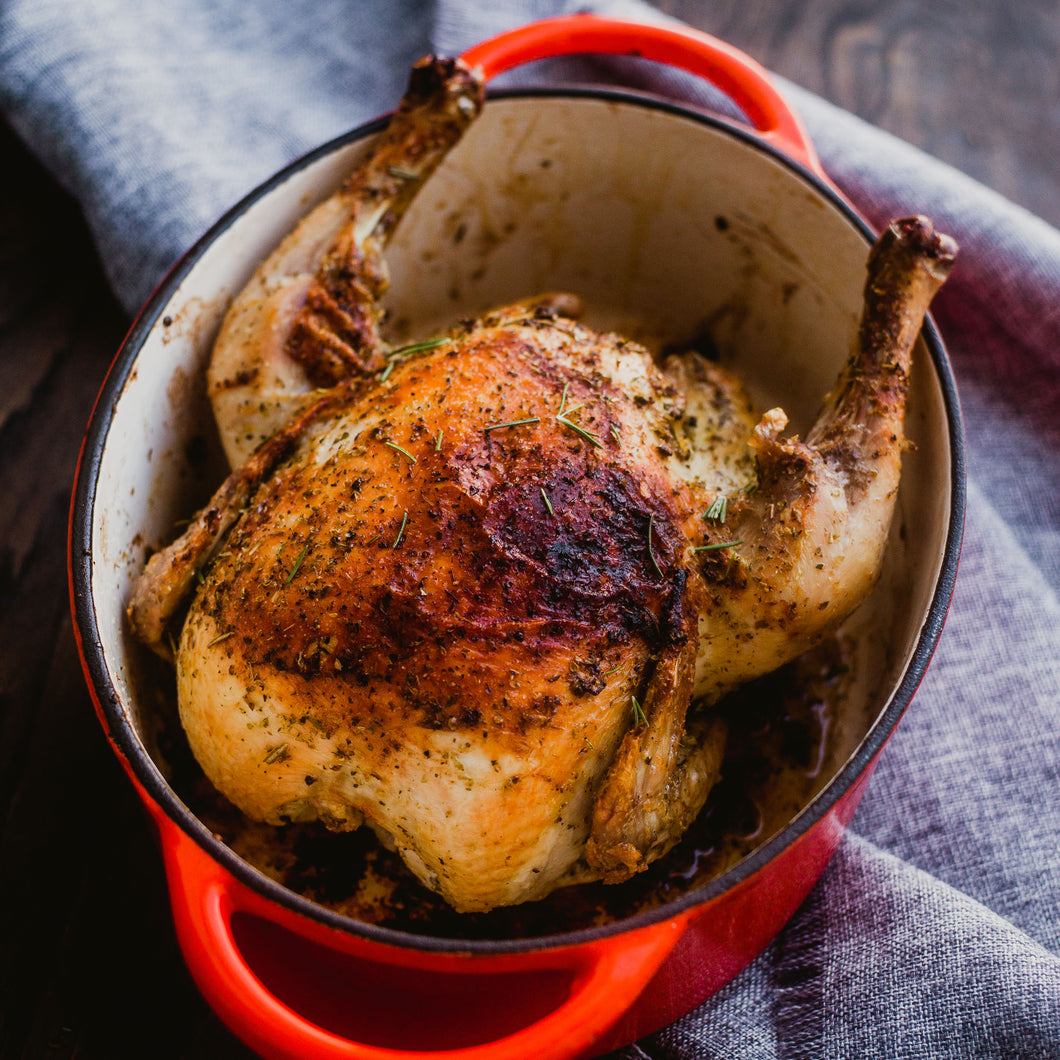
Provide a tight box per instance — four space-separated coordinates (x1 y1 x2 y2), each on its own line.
520 695 560 731
568 658 606 697
215 366 261 391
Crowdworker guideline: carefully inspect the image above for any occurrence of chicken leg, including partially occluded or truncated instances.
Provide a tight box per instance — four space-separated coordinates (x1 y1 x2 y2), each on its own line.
208 56 485 466
583 217 956 882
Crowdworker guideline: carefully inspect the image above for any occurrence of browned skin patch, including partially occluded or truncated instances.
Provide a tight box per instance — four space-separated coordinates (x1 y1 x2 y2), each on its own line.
126 376 373 654
199 324 692 741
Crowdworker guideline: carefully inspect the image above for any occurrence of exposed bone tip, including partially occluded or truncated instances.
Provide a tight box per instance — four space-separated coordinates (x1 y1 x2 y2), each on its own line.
533 291 584 319
408 55 486 110
890 215 959 267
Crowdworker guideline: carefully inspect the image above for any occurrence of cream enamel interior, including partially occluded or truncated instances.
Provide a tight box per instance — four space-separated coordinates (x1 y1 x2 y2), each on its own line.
89 93 952 866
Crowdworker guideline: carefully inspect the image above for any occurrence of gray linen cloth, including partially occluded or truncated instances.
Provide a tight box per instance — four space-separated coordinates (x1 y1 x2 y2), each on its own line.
2 0 1058 1056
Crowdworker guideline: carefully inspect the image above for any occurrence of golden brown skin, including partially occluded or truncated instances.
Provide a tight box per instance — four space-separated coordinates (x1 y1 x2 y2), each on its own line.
127 56 957 911
174 308 732 910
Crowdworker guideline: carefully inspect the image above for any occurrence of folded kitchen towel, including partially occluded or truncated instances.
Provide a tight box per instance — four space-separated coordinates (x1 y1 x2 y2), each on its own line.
2 0 1058 1057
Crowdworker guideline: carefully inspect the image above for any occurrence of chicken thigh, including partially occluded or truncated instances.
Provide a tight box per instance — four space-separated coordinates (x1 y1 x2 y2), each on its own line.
128 56 956 912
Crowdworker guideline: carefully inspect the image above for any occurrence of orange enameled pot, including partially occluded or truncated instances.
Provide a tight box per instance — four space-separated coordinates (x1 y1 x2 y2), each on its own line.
70 16 964 1060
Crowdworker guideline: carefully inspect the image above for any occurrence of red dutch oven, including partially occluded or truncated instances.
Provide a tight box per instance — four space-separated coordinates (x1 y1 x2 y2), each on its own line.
69 15 965 1060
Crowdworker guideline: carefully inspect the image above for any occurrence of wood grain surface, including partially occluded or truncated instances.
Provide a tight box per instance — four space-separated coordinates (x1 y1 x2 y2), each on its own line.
0 4 1055 1058
662 0 1060 228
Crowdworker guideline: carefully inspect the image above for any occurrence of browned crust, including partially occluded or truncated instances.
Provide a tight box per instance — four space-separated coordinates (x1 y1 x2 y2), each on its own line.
126 377 372 655
195 324 695 736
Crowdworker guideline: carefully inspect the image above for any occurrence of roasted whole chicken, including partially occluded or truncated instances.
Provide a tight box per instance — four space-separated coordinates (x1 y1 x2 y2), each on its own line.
128 57 956 912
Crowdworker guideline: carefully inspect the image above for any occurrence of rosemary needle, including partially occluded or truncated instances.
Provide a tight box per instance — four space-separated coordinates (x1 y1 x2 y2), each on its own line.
556 415 603 447
540 487 554 515
647 512 663 577
704 494 728 523
484 416 541 431
389 337 447 358
555 385 603 448
379 337 447 381
285 544 308 584
435 429 443 451
384 441 417 463
631 695 648 726
392 511 409 549
693 539 744 552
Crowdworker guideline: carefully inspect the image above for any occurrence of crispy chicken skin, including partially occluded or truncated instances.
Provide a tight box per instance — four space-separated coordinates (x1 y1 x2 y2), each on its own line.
128 57 956 912
178 309 731 910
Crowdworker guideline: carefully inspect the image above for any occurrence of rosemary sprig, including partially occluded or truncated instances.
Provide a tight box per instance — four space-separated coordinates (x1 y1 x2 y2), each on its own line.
556 415 603 447
389 337 447 358
647 512 663 577
379 337 447 381
555 385 603 448
392 511 409 549
631 695 648 726
540 487 554 515
693 539 744 552
704 494 728 523
285 544 308 584
384 441 417 463
484 416 541 432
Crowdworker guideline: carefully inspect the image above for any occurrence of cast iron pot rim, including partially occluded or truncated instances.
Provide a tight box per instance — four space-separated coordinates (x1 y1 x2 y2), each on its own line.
71 84 967 957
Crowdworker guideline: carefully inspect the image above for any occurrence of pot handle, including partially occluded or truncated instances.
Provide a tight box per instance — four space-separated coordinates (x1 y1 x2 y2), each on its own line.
461 13 824 178
159 821 686 1060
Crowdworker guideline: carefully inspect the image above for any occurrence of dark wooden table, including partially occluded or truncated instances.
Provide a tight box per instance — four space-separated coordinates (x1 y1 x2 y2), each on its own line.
1 3 1055 1057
